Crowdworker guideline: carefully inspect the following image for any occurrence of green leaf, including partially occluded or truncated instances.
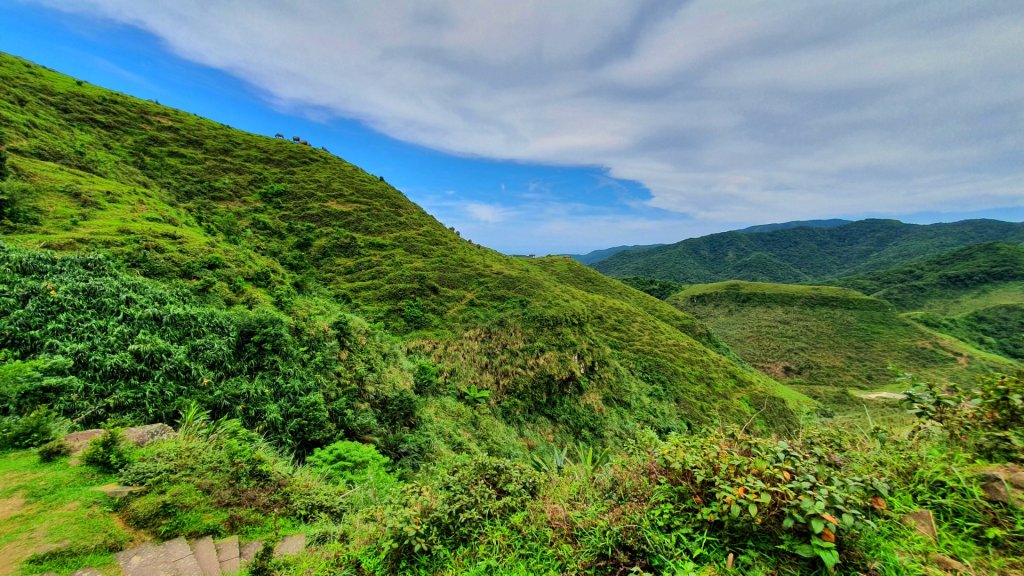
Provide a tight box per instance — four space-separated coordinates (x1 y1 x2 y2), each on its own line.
782 516 795 530
730 503 741 518
810 517 825 534
748 503 758 517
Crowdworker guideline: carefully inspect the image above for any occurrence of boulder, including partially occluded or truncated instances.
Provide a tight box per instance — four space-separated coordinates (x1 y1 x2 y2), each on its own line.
901 509 938 541
122 423 175 446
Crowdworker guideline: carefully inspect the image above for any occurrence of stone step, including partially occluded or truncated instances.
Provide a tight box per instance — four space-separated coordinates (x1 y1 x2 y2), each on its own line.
274 533 305 558
190 536 221 576
165 537 203 576
238 540 262 569
115 541 177 576
214 535 240 575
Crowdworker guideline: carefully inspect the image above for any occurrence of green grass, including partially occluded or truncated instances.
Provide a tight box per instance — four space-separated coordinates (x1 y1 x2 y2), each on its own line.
0 450 136 576
667 281 1020 404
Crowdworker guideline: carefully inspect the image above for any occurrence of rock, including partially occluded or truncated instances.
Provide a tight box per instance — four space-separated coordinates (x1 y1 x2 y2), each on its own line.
63 429 104 455
982 480 1012 504
928 553 969 573
93 483 144 499
70 569 103 576
976 465 1024 508
166 537 203 576
901 509 938 541
239 540 263 567
116 541 177 576
122 423 175 446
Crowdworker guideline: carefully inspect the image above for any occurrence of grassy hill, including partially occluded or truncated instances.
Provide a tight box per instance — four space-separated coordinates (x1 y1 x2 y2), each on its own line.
666 281 1020 405
0 52 805 463
833 242 1024 360
593 218 1024 283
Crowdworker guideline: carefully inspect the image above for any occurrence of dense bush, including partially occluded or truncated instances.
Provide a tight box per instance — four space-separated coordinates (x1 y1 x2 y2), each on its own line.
118 409 347 538
307 440 393 486
82 428 134 472
0 243 424 458
37 438 71 462
0 407 67 449
903 372 1024 462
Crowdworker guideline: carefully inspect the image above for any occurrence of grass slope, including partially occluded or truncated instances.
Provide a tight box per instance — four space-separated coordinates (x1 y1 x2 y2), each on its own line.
594 218 1024 284
0 450 137 576
0 52 804 460
835 242 1024 361
666 281 1020 406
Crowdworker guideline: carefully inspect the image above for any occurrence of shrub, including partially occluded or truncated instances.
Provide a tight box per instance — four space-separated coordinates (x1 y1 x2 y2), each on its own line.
0 407 66 449
307 440 393 486
38 438 71 462
374 455 541 568
903 373 1024 462
82 428 134 472
642 429 887 573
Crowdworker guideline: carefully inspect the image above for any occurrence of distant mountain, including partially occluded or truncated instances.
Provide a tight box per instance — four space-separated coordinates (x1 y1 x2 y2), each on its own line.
593 219 1024 284
569 220 851 265
736 219 853 234
567 244 660 265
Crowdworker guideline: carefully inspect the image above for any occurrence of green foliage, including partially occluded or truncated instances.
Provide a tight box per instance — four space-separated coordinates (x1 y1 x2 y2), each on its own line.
595 219 1024 284
618 276 684 299
0 51 807 461
0 243 426 458
644 429 886 572
248 540 278 576
81 428 134 472
307 440 393 486
0 147 9 180
833 242 1024 311
37 437 71 462
0 406 67 449
0 180 40 226
913 304 1024 361
0 355 80 417
902 373 1024 461
368 455 541 570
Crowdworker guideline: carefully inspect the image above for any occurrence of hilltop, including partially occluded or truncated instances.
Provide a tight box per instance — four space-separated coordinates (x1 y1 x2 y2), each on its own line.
593 218 1024 283
0 52 803 462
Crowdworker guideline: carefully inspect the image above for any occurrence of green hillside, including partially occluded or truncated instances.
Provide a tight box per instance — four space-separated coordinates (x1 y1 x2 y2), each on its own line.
834 242 1024 360
0 52 803 462
666 281 1019 404
593 218 1024 283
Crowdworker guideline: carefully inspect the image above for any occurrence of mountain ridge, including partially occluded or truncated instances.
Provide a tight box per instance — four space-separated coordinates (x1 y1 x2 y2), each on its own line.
593 218 1024 283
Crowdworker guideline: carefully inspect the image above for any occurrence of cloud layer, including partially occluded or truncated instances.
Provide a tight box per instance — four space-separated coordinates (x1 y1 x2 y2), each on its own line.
37 0 1024 226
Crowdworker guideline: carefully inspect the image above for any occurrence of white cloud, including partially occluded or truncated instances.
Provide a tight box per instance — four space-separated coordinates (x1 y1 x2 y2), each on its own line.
464 202 516 223
34 0 1024 227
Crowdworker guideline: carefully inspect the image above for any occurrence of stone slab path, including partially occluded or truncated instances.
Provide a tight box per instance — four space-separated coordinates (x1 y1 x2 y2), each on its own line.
114 533 305 576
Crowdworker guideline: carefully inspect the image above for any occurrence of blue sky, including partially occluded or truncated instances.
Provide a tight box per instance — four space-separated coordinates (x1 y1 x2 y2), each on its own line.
3 1 1023 254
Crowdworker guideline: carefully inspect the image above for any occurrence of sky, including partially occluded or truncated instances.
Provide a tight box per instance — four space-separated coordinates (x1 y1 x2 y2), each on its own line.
2 1 1023 254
